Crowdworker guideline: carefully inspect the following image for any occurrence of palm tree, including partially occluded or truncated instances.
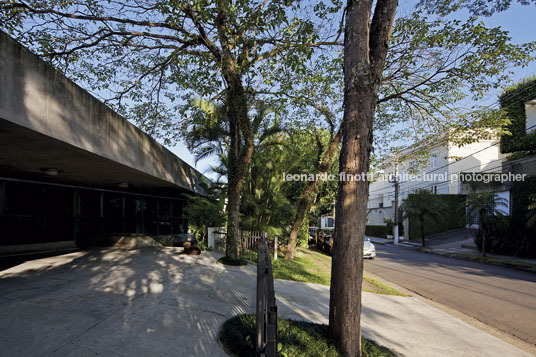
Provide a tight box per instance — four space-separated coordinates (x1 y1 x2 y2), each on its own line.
183 98 229 165
466 192 507 257
182 98 283 258
400 189 444 248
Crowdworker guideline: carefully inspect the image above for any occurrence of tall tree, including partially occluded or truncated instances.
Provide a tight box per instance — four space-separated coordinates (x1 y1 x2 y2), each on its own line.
419 0 536 16
258 52 345 261
0 0 341 262
330 1 534 354
329 1 397 355
285 109 342 260
278 3 535 260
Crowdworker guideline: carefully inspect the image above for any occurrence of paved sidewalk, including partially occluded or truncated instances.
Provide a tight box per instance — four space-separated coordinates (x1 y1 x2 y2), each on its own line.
0 247 531 356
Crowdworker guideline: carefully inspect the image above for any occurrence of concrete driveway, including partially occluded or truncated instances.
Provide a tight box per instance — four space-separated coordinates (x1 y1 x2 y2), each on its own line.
0 247 531 356
0 248 248 356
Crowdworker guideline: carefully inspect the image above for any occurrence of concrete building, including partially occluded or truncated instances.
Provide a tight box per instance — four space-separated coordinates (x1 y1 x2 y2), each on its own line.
0 31 207 252
367 137 509 227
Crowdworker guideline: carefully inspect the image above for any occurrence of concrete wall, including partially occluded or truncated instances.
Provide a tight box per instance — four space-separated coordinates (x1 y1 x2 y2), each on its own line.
367 207 394 226
0 31 205 194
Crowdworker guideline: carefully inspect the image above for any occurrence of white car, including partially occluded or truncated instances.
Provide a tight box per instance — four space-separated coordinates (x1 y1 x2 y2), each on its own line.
364 237 376 259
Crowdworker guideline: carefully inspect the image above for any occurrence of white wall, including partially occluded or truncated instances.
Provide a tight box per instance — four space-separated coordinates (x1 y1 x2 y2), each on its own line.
397 144 450 195
526 100 536 133
367 207 394 226
368 137 508 224
447 139 506 194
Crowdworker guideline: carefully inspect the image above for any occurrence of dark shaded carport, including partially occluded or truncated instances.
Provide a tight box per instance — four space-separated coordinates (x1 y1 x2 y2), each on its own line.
0 31 207 251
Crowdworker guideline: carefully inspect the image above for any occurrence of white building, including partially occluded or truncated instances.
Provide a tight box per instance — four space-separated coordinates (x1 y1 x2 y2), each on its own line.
367 137 510 227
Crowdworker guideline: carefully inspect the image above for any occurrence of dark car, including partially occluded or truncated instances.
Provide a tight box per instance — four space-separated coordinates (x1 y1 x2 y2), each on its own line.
308 227 320 246
321 229 334 254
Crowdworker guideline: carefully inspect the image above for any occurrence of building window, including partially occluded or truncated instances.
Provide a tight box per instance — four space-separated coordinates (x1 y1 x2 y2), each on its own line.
103 193 123 233
430 152 438 168
379 202 384 208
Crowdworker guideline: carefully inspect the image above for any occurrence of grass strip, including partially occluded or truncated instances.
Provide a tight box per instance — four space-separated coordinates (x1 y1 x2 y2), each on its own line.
272 248 406 296
219 314 396 357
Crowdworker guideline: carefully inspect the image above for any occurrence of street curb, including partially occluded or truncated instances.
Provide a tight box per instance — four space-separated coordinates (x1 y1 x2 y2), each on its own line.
370 240 388 245
418 248 536 274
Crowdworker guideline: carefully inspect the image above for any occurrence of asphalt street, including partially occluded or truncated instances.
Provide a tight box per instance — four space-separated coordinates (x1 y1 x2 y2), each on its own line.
364 244 536 347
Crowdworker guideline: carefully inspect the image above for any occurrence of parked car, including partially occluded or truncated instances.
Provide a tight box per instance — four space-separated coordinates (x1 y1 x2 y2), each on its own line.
319 229 334 254
323 233 333 254
308 227 320 246
364 237 376 259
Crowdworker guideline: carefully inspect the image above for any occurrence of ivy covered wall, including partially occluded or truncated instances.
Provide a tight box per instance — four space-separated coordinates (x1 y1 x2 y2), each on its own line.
500 77 536 153
408 194 466 240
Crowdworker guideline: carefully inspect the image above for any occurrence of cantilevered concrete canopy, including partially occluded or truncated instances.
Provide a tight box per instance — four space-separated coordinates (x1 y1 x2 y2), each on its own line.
0 119 199 196
0 31 206 196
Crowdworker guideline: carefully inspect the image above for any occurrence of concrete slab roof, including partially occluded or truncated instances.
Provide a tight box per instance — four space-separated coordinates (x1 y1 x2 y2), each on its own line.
0 31 207 196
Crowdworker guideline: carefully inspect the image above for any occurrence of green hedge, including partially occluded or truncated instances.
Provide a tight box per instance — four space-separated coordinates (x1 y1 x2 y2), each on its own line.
500 77 536 153
408 195 466 240
365 225 390 238
511 176 536 226
477 176 536 258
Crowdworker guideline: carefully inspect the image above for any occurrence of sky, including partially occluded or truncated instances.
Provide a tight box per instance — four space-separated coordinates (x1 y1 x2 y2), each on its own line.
166 1 536 181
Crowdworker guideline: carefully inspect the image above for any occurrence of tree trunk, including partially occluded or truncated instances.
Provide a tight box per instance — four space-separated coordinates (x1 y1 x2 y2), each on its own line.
226 176 241 260
285 179 322 261
285 126 343 261
284 196 310 261
224 73 253 261
215 4 254 262
329 1 397 355
329 88 374 356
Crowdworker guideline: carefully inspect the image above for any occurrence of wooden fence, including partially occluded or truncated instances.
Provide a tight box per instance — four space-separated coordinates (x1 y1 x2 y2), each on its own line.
241 231 264 262
212 230 278 262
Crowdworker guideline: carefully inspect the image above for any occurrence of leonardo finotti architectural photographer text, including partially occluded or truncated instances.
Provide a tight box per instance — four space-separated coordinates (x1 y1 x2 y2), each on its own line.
282 172 527 183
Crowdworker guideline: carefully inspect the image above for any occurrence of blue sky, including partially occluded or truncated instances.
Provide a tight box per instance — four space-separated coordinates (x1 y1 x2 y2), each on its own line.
167 1 536 180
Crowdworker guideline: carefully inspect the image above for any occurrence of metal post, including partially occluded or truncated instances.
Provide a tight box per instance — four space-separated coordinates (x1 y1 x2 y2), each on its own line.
273 236 278 261
394 156 400 245
253 233 278 356
394 179 399 244
256 244 265 355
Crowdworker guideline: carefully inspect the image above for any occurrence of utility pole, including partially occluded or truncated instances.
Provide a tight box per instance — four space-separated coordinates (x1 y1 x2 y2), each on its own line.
393 154 400 245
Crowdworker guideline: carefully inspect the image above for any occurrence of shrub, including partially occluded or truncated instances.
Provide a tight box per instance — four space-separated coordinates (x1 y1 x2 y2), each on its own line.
217 256 248 266
365 225 390 238
474 177 536 258
407 194 466 240
475 215 536 258
383 219 404 237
